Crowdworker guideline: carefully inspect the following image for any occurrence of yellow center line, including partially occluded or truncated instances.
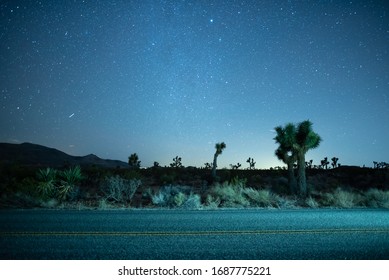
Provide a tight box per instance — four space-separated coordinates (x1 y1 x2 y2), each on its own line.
1 228 389 237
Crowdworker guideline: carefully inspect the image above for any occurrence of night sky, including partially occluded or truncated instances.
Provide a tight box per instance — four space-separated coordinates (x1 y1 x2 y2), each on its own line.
1 0 388 169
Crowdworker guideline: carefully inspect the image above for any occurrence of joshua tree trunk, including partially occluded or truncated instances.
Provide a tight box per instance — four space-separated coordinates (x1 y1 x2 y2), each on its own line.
211 142 226 182
211 153 218 180
287 161 297 195
297 151 307 197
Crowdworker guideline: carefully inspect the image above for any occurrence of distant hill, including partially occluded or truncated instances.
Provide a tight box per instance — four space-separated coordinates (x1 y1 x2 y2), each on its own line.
0 142 128 168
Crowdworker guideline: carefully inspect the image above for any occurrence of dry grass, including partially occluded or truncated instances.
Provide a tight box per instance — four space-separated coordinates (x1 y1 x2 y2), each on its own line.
364 189 389 208
151 185 203 209
305 196 319 208
323 188 363 208
210 182 250 208
209 179 281 208
243 187 279 208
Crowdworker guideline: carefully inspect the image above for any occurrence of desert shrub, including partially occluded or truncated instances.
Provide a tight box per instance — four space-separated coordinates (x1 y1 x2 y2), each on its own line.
57 166 83 201
151 185 179 207
180 193 202 210
210 181 249 208
305 196 319 208
60 166 83 186
35 166 83 202
324 188 362 208
151 191 167 206
364 189 389 208
36 167 57 198
205 194 220 209
151 185 201 209
209 178 287 208
277 196 299 209
243 187 279 207
100 175 141 205
173 192 187 207
98 198 115 209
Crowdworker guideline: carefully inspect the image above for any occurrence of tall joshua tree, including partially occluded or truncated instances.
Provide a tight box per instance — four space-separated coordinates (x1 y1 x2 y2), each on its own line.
274 123 298 194
294 120 321 197
211 142 226 180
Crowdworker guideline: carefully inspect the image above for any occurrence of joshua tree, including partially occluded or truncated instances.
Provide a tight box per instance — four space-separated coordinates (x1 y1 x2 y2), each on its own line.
321 157 329 169
331 157 339 168
274 123 298 195
211 142 226 180
170 156 182 168
294 120 321 197
305 159 313 169
204 162 212 170
375 161 389 169
246 157 256 170
230 162 241 170
128 153 141 169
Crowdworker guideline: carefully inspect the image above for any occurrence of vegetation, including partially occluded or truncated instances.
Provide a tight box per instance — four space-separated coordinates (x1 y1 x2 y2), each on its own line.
170 156 183 168
321 157 329 169
211 142 226 181
128 153 141 169
331 157 339 168
246 157 256 170
35 166 83 202
1 120 388 210
230 162 242 169
274 123 298 195
100 175 141 206
151 185 201 209
294 120 322 197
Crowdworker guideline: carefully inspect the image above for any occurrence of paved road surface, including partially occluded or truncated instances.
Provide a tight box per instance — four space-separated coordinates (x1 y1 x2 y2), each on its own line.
0 209 388 259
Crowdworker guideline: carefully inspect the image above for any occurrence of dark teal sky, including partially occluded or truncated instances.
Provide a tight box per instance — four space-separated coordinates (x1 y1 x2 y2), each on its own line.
1 0 388 168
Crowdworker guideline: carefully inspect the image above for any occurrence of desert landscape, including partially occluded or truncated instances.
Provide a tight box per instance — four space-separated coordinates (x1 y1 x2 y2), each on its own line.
1 142 388 210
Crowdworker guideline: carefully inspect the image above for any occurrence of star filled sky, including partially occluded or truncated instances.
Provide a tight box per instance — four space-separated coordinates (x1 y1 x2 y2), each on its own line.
1 0 388 169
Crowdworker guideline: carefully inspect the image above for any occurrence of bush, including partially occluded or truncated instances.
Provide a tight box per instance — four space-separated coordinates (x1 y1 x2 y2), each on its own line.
210 181 249 208
208 178 288 208
180 193 202 210
305 196 319 208
36 166 83 201
173 192 186 207
36 167 57 198
324 188 362 208
364 189 389 208
151 185 202 209
243 187 279 207
100 175 141 205
205 194 220 209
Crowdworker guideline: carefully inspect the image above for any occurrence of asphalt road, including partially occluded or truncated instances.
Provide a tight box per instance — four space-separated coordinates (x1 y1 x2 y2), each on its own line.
0 209 388 259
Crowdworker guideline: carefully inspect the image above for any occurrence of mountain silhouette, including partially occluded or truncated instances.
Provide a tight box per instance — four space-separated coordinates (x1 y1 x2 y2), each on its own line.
0 142 128 168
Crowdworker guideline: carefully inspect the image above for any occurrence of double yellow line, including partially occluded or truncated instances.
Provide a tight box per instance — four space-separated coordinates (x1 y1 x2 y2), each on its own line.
1 228 389 237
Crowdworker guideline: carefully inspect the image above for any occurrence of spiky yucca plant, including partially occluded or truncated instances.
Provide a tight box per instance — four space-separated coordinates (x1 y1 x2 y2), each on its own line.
58 165 83 201
36 167 57 198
